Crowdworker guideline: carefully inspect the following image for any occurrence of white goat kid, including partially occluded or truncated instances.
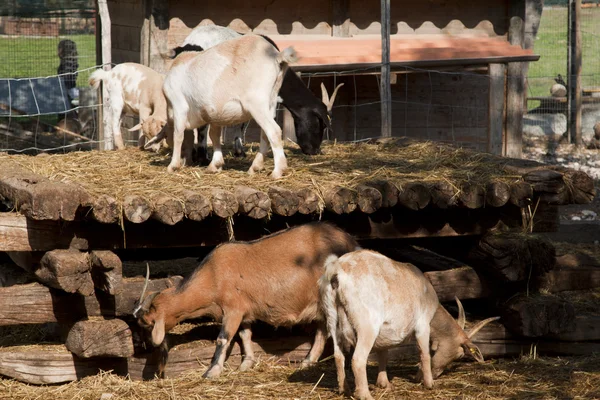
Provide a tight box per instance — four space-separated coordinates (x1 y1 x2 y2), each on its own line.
89 63 167 150
319 249 499 400
151 34 296 179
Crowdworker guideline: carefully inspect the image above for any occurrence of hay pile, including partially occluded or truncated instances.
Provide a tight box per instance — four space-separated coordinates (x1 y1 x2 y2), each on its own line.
0 352 598 399
0 139 519 204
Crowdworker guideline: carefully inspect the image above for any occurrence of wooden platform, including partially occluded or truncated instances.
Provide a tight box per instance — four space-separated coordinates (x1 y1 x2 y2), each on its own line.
271 36 539 72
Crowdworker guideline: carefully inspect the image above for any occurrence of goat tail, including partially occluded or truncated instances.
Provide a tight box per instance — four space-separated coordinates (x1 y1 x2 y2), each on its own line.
318 254 341 339
277 46 298 65
88 68 110 89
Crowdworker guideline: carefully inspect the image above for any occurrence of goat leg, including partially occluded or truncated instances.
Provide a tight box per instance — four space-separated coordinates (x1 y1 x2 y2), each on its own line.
203 312 243 379
301 323 327 368
238 323 256 372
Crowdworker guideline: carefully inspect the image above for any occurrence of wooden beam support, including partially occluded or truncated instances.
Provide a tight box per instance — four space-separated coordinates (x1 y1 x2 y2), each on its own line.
568 0 583 145
380 0 392 138
97 0 115 150
488 63 505 155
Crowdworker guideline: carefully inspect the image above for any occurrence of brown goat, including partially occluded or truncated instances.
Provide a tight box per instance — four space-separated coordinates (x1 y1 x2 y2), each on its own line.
133 222 359 378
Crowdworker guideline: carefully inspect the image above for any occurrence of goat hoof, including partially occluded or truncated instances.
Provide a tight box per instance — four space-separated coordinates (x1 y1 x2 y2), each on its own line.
354 390 375 400
239 359 256 372
269 170 284 180
376 380 393 390
206 164 222 174
202 366 222 379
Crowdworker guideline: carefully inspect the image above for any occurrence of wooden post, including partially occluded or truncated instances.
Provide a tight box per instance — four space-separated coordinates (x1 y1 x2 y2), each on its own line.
97 0 113 150
488 63 506 155
146 0 169 73
505 3 526 158
332 0 350 37
380 0 392 138
568 0 583 145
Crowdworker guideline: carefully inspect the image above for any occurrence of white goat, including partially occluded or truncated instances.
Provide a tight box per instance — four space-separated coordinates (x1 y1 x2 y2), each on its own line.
89 63 167 150
147 34 297 178
319 250 499 400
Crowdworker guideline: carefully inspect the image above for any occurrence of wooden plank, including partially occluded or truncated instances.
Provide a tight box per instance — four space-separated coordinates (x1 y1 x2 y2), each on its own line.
488 63 505 155
65 319 134 358
332 0 351 37
380 0 392 138
424 267 492 302
148 0 169 73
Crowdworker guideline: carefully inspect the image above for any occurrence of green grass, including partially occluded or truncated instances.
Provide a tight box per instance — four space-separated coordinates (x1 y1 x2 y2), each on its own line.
0 34 96 85
528 7 600 101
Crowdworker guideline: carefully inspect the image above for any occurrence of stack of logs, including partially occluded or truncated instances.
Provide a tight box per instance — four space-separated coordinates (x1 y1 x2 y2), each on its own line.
0 160 595 227
1 228 600 385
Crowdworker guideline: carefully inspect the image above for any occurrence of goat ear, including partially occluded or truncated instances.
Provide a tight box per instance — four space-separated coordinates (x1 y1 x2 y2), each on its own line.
320 82 330 106
128 123 143 132
462 342 485 363
151 314 166 346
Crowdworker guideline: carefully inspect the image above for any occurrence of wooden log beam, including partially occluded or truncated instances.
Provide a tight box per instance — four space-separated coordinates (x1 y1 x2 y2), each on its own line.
268 186 299 217
0 276 182 326
296 187 320 215
234 186 270 219
563 169 596 204
467 232 556 282
430 181 458 209
65 319 134 358
502 294 576 337
151 195 184 226
90 250 122 295
36 250 94 296
90 195 120 224
458 183 485 209
210 189 238 218
0 164 90 221
324 186 357 214
356 185 383 214
536 252 600 292
485 181 510 208
182 190 211 222
364 181 398 208
509 181 533 208
397 182 430 210
424 267 492 302
123 195 152 224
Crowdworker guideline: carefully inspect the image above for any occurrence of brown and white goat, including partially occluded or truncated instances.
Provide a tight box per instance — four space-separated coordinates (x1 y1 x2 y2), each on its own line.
145 34 297 178
319 250 499 400
89 63 167 150
133 222 359 378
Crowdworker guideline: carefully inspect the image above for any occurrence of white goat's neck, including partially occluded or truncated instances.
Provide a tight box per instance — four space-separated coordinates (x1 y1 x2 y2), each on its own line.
429 304 464 343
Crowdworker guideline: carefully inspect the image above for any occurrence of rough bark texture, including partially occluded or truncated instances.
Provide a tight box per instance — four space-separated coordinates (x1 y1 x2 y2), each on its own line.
468 232 556 282
234 186 270 219
36 250 94 296
0 276 182 326
356 185 382 214
485 181 511 207
90 251 122 295
65 319 134 358
296 187 320 215
0 165 90 221
210 189 238 218
151 195 184 225
90 195 120 224
397 182 430 210
324 186 357 214
182 190 211 221
268 187 299 217
123 195 152 224
502 294 576 337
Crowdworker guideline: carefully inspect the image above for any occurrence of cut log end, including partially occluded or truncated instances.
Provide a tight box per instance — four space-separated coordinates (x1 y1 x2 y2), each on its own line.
397 182 431 210
268 187 299 217
430 181 457 209
485 181 510 208
502 294 576 338
36 249 94 296
365 180 399 208
324 186 357 214
356 185 383 214
458 183 485 209
66 319 134 358
210 189 238 219
151 195 184 226
234 186 271 219
296 188 321 215
90 251 123 295
91 195 120 224
183 190 211 221
123 195 153 224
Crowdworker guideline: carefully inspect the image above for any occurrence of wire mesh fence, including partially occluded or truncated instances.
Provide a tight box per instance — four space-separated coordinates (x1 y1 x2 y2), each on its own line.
0 0 100 153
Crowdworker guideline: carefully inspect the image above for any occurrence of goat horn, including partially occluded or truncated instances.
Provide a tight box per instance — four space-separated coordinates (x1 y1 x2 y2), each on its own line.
467 316 501 338
144 130 166 150
320 82 330 107
138 263 151 305
327 83 344 112
455 296 466 330
128 123 143 132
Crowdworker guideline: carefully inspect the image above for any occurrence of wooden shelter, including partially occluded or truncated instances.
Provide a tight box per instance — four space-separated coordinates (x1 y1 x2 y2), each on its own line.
104 0 542 157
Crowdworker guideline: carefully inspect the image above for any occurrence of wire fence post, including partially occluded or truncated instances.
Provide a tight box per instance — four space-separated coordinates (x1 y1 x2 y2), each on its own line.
568 0 583 146
380 0 392 138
